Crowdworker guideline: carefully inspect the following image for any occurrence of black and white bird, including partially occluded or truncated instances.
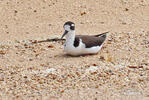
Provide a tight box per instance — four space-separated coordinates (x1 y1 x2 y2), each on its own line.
61 21 108 56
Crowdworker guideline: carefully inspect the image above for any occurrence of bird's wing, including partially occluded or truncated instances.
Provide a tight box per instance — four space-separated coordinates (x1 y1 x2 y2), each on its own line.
76 33 107 48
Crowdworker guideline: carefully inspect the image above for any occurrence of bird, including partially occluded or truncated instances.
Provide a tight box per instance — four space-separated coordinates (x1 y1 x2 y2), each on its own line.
61 21 108 56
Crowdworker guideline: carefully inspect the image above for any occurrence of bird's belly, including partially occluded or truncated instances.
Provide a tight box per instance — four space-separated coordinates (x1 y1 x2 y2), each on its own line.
64 45 103 56
64 45 82 56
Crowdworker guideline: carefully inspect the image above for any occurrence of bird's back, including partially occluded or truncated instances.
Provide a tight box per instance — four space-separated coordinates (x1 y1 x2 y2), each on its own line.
76 33 107 48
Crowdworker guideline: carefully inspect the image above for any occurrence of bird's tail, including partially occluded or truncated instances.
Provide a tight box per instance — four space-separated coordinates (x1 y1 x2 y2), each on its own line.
94 31 109 37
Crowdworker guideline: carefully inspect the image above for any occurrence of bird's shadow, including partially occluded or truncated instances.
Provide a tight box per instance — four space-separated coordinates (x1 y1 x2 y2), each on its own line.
57 54 80 58
57 53 97 58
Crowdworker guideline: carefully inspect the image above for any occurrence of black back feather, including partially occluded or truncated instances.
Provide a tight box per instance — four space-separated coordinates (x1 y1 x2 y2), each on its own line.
76 33 107 48
73 37 80 47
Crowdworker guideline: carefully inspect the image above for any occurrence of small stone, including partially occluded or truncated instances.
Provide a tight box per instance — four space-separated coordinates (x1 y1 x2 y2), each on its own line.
42 68 56 74
0 50 6 55
29 59 33 61
14 10 18 13
125 8 129 11
99 56 105 60
61 90 64 93
122 22 127 25
80 12 86 16
86 66 99 73
48 45 54 48
24 76 27 78
34 10 37 12
93 64 97 66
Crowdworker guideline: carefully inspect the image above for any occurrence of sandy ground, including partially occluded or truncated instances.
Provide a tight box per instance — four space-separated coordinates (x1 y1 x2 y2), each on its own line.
0 0 149 100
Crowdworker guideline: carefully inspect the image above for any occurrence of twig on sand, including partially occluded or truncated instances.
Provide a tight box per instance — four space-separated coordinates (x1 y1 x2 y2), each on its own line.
32 38 65 43
128 66 143 69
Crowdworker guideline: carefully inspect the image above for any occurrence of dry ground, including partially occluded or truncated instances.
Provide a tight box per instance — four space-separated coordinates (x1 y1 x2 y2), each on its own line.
0 0 149 100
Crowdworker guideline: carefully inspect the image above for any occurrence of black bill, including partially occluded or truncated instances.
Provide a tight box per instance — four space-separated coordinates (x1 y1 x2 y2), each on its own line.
61 30 68 39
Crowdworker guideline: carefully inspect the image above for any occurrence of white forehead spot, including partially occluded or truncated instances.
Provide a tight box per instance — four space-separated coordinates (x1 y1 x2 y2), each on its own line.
64 25 70 30
71 24 74 26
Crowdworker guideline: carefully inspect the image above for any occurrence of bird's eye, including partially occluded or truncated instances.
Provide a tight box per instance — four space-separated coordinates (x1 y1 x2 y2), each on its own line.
70 26 75 30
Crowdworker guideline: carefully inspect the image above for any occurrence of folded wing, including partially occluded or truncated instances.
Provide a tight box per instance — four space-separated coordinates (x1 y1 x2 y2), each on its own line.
76 32 107 48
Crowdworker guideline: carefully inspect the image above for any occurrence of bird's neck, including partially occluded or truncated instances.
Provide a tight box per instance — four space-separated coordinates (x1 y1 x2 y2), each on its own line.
65 31 75 43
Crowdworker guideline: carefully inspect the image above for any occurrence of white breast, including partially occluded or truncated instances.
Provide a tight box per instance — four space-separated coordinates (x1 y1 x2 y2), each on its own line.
64 39 102 56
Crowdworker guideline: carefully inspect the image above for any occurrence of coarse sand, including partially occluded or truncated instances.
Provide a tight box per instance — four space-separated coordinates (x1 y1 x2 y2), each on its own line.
0 0 149 100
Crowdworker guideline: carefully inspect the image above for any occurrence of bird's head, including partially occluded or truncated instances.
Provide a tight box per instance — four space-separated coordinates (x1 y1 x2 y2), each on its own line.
61 21 75 39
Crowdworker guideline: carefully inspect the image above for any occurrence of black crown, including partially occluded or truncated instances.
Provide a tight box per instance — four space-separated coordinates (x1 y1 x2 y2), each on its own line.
64 21 75 30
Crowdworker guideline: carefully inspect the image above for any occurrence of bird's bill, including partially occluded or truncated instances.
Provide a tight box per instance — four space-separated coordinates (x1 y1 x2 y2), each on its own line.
61 30 68 39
